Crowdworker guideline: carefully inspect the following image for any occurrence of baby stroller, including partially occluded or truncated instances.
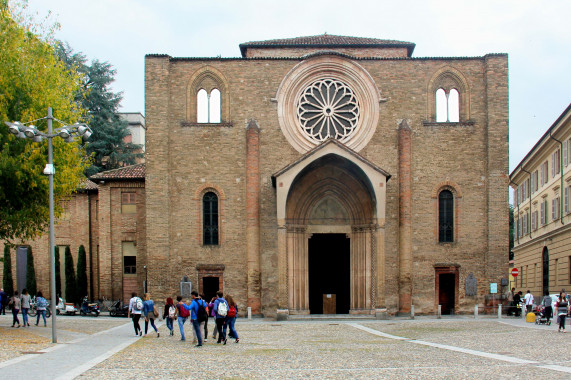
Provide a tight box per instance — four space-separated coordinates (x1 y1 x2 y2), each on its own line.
534 305 551 325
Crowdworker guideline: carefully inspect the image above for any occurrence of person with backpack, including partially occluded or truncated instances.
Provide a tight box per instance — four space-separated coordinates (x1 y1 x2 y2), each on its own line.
223 294 239 343
142 293 159 338
127 292 143 336
200 293 209 343
209 296 218 340
162 297 177 336
176 295 191 341
189 291 208 347
9 290 21 328
35 291 48 327
213 291 229 344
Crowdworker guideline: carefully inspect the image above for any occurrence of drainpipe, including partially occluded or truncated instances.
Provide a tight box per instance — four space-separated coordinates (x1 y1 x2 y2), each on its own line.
509 176 520 245
548 132 565 225
88 194 93 299
520 167 533 239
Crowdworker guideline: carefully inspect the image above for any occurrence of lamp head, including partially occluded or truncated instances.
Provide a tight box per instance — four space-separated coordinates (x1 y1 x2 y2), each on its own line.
5 121 23 136
58 129 71 140
81 128 92 142
24 125 38 139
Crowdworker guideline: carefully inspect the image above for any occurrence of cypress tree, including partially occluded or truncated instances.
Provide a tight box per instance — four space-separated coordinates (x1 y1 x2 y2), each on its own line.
25 246 37 296
3 245 14 295
64 246 76 304
76 245 88 300
55 246 62 299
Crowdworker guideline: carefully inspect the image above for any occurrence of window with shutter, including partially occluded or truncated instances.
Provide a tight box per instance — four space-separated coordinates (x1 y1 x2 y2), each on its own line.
523 213 528 235
540 201 545 225
564 142 568 167
566 187 569 215
531 211 536 230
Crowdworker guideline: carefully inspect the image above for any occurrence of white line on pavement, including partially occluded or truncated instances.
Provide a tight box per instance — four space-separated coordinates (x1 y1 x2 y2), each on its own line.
347 322 571 369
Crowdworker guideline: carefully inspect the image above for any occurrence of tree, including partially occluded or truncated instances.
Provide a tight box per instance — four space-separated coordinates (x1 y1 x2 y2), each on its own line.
3 244 13 295
55 43 143 176
25 245 36 296
76 245 87 299
0 1 91 242
64 246 76 304
54 246 61 298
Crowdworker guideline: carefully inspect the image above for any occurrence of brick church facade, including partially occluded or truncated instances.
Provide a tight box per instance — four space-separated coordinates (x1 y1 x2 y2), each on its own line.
2 35 509 318
144 35 509 317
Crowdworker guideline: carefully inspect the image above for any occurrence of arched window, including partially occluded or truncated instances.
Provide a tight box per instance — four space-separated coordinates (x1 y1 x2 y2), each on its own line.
197 89 209 123
203 192 219 245
209 89 221 123
436 88 460 123
196 88 221 124
439 190 454 242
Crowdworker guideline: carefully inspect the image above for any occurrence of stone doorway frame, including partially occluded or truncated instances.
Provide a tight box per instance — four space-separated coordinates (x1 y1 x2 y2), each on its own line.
272 140 390 316
434 265 459 314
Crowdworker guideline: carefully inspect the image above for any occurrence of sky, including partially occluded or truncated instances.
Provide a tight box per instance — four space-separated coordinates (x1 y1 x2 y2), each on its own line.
22 0 571 173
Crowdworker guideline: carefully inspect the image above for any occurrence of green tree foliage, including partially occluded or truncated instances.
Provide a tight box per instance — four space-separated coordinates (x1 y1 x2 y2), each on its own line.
76 245 87 299
0 1 91 242
25 245 36 295
54 246 61 298
3 244 14 295
64 246 76 304
55 43 142 176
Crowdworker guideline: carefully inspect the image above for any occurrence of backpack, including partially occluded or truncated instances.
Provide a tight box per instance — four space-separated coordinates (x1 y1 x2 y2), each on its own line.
134 297 143 311
37 297 47 308
217 300 228 317
227 305 236 318
168 304 176 319
178 303 190 318
196 300 208 322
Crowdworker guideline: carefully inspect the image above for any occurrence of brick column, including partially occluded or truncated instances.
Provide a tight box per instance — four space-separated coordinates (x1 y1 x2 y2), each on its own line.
398 119 412 314
246 119 261 314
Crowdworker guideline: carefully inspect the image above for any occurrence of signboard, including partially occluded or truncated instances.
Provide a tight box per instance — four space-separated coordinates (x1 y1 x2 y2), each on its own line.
490 283 497 294
511 268 519 277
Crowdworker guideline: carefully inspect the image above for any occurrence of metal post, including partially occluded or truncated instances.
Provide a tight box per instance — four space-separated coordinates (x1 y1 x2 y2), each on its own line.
498 304 502 319
474 304 478 318
411 305 415 319
247 306 252 320
437 304 441 319
48 107 57 344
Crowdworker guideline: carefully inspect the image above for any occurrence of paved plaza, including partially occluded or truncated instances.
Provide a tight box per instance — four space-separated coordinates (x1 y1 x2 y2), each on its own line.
0 313 570 379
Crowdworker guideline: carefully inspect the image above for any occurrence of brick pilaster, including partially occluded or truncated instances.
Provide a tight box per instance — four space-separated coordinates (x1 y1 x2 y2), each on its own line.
246 119 261 314
398 119 413 313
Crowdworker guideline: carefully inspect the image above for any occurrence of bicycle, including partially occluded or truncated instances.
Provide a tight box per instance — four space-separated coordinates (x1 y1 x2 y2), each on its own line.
27 296 51 318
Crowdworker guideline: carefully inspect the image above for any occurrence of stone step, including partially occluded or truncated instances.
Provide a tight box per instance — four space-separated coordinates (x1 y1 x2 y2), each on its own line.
287 314 376 321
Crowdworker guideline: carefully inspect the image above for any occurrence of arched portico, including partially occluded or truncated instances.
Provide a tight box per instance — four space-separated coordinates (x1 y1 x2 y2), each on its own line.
272 140 389 315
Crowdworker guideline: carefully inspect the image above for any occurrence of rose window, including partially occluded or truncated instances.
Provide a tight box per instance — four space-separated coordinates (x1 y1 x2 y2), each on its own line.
296 79 360 143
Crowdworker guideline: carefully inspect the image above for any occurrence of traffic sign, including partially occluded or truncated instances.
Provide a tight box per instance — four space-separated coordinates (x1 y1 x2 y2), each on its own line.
511 268 519 277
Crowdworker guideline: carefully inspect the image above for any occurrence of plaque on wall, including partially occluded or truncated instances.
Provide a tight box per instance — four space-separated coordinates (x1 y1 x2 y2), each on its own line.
465 273 477 296
180 276 192 297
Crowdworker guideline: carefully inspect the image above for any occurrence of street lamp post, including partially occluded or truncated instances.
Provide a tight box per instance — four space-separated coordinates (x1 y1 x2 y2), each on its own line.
5 107 92 343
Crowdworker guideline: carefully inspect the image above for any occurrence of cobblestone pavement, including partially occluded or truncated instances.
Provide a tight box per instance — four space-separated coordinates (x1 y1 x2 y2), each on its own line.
84 317 571 379
2 314 571 379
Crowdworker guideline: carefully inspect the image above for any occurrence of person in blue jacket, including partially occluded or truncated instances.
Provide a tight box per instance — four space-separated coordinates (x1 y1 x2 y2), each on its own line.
189 291 207 347
213 291 229 344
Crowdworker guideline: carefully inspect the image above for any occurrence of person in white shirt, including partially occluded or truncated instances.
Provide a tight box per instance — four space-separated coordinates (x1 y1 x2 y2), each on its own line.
127 292 143 336
524 290 534 313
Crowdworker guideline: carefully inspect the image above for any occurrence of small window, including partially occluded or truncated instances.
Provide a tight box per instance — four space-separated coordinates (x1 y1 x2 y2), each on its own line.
203 192 219 245
438 190 454 242
197 88 221 123
124 256 136 274
122 193 136 214
435 88 460 123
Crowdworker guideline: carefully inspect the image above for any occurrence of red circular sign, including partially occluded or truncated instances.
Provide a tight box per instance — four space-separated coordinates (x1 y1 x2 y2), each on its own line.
511 268 519 277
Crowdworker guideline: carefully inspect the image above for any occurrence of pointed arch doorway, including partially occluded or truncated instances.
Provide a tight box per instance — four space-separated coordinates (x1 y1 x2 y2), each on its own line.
273 140 390 315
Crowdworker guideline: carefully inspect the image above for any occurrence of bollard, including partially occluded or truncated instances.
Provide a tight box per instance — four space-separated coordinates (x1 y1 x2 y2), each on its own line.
498 304 502 319
247 306 252 320
474 304 478 319
437 305 441 319
411 305 415 320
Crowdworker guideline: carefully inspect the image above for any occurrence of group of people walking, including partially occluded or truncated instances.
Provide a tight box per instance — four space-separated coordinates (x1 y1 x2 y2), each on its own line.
128 290 239 347
0 288 49 328
506 287 570 331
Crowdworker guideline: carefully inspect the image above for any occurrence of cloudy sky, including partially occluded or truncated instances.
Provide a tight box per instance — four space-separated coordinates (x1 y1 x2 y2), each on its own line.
24 0 571 172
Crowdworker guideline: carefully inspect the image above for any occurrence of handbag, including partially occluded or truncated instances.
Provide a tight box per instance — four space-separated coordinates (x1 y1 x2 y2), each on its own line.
153 305 159 318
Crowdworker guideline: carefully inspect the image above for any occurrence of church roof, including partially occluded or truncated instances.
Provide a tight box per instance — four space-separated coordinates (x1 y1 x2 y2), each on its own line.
89 163 145 182
239 34 415 57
